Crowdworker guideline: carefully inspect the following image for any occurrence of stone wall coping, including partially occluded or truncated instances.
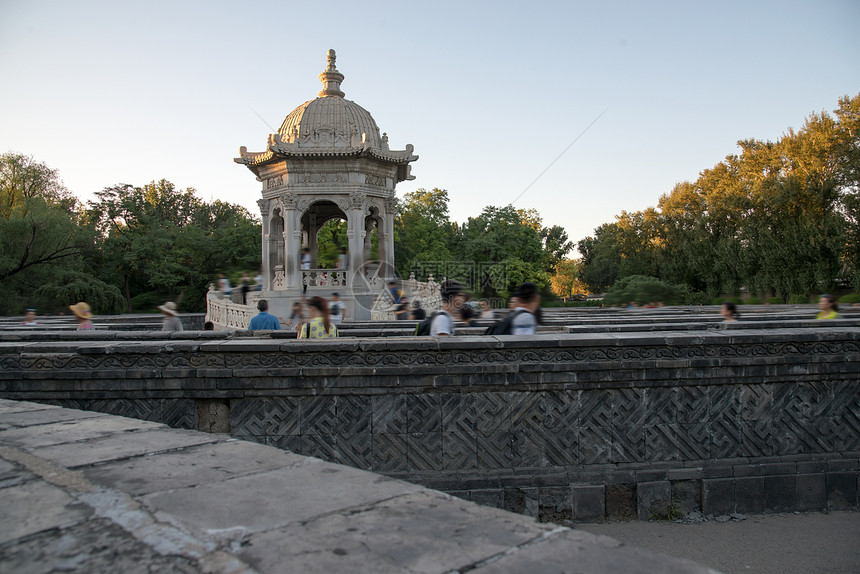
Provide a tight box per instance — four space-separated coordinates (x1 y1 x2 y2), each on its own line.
0 326 856 355
0 398 714 574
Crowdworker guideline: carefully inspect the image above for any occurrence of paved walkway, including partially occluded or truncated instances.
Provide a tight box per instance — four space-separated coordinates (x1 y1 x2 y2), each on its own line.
577 511 860 574
0 399 715 574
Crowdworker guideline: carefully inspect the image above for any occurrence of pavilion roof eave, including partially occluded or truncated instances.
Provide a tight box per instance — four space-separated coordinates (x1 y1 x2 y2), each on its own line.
234 145 418 168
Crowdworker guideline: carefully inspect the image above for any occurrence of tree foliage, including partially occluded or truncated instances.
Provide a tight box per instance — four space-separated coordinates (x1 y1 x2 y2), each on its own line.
394 189 572 298
394 188 453 272
0 153 124 314
550 258 589 298
87 180 260 312
578 93 860 299
603 275 685 307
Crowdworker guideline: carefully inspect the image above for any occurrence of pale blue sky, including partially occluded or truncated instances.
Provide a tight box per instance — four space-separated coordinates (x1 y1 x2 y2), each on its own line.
1 0 857 253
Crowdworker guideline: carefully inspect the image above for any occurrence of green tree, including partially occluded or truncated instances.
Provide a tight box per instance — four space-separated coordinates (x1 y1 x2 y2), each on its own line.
577 223 621 292
394 188 453 274
88 181 260 312
603 275 684 306
580 93 860 298
0 153 123 313
541 225 574 273
452 204 548 296
550 258 588 298
316 218 348 267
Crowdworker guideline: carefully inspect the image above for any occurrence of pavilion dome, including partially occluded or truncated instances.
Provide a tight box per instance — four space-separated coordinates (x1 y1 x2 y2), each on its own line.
276 50 382 149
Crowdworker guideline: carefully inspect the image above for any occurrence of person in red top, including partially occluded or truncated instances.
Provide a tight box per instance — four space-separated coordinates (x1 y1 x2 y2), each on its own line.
22 309 39 326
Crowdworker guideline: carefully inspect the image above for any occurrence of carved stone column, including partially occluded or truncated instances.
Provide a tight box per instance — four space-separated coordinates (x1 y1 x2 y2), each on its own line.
257 199 271 290
364 217 374 262
282 193 301 291
347 192 366 291
382 198 397 280
307 211 319 268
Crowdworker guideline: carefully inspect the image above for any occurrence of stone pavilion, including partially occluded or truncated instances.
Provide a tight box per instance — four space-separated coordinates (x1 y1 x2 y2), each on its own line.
234 50 418 320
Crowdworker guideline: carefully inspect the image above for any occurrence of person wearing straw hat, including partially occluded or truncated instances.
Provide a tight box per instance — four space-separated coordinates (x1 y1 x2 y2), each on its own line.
69 302 94 330
158 301 183 331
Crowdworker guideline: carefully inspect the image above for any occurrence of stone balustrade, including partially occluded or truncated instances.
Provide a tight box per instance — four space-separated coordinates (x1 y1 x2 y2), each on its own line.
301 269 348 288
205 291 256 329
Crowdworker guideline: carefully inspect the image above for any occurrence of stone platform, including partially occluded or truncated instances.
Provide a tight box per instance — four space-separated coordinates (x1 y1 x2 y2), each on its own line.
0 399 716 573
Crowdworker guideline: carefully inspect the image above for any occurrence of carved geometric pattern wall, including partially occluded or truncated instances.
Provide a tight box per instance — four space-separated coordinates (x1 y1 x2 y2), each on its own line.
4 332 859 486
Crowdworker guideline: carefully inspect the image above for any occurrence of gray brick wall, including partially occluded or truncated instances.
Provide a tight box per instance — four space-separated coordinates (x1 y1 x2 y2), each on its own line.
1 329 858 521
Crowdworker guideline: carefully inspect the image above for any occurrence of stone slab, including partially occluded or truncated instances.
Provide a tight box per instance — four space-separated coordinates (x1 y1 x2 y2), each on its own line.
468 528 715 573
795 474 826 511
0 479 91 545
572 485 605 521
0 399 59 414
637 481 672 520
702 478 735 515
0 417 163 449
84 439 308 495
29 428 224 469
238 490 555 574
0 517 200 574
826 472 858 510
0 407 106 431
0 456 34 489
141 460 424 534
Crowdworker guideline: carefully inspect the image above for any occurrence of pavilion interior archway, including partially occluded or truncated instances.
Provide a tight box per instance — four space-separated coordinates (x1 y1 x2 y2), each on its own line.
301 200 348 269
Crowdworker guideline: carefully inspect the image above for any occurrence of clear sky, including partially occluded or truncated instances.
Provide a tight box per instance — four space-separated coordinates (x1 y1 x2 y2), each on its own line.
1 0 857 254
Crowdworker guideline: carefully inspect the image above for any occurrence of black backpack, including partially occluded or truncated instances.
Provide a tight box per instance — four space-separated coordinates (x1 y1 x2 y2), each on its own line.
483 309 529 336
415 311 440 336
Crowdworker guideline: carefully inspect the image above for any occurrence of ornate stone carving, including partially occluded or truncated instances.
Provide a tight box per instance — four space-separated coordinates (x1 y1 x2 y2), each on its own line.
272 265 286 290
365 175 387 188
266 175 284 189
280 191 297 209
349 191 364 210
299 173 347 184
332 198 350 213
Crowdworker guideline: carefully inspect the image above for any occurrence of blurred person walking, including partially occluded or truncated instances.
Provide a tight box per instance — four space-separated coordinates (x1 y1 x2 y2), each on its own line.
70 302 94 330
298 296 338 339
159 302 183 331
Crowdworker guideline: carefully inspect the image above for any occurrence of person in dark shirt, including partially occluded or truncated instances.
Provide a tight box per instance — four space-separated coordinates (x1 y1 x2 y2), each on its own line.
411 301 426 320
395 296 411 320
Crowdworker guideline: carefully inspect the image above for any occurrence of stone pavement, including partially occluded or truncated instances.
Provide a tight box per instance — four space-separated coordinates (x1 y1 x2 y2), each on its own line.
577 511 860 574
0 399 717 574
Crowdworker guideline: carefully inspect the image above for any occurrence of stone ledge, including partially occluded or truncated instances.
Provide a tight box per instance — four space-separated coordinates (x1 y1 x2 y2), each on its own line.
0 398 716 574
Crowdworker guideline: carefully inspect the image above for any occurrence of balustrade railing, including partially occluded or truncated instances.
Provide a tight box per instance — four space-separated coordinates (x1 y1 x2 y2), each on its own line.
371 273 442 320
301 270 348 289
206 287 255 329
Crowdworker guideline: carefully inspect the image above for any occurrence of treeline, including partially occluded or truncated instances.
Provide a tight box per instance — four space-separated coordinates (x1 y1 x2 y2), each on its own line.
577 94 860 301
0 153 260 314
393 188 574 298
0 150 574 316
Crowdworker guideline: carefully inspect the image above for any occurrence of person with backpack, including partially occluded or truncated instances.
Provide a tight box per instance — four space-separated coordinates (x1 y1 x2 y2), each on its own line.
330 292 346 324
484 282 539 335
298 296 338 339
415 280 463 336
510 282 539 334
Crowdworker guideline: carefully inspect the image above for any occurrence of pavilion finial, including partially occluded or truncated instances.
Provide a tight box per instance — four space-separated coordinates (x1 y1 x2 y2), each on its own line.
319 49 345 98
